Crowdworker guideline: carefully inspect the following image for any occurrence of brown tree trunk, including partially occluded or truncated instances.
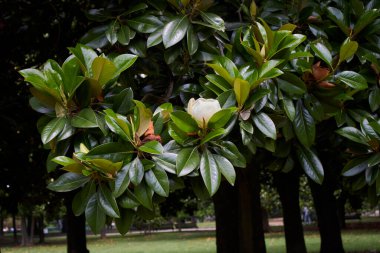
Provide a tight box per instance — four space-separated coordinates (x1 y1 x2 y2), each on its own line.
274 169 307 253
38 215 45 243
0 213 4 237
65 191 89 253
12 213 17 243
20 216 29 246
309 178 345 253
213 163 266 253
29 216 35 245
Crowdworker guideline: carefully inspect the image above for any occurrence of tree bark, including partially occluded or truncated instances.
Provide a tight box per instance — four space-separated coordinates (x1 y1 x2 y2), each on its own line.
29 216 35 245
309 178 345 253
38 215 45 243
12 213 17 243
64 191 89 253
20 216 29 246
0 213 4 237
213 164 266 253
274 169 307 253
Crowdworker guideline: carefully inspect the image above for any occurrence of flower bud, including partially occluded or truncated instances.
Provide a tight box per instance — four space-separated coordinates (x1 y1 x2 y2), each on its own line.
187 98 221 128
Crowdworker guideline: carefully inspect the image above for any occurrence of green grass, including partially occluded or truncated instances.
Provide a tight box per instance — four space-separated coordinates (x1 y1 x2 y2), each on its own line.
1 230 380 253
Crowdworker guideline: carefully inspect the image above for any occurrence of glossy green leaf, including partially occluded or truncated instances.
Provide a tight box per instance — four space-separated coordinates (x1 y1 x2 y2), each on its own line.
71 108 98 128
162 16 190 48
282 98 295 121
147 27 163 48
41 117 66 144
234 78 250 108
311 42 332 68
200 149 221 196
293 100 315 148
91 57 117 86
113 54 138 77
252 113 277 140
98 183 120 218
106 21 119 45
114 162 131 198
339 39 358 63
145 166 169 197
52 156 76 166
170 111 199 133
186 24 199 56
134 182 154 210
86 142 133 163
85 194 106 234
214 154 235 186
199 12 224 31
72 180 96 216
296 147 324 184
277 72 307 96
206 74 231 92
369 87 380 112
327 7 350 35
139 141 164 155
128 15 163 33
117 25 132 45
336 71 368 90
201 128 226 145
19 69 47 90
214 141 246 168
342 157 369 176
353 9 380 35
336 127 369 145
152 153 177 174
115 208 135 235
208 108 235 129
47 172 90 192
176 147 200 177
129 157 144 186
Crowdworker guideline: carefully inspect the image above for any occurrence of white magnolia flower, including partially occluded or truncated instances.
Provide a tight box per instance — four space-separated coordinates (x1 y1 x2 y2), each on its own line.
187 98 221 128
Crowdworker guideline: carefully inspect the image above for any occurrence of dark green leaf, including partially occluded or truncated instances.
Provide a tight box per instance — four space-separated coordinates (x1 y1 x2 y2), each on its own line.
293 100 315 148
145 166 169 197
311 42 332 68
200 149 221 196
147 27 163 48
187 24 199 56
129 157 144 186
296 147 324 184
41 117 66 144
336 71 368 90
214 141 246 168
128 15 163 33
86 142 133 163
98 184 120 218
139 141 164 155
152 153 177 174
342 157 369 176
47 172 90 192
115 208 135 235
176 147 200 177
208 108 236 129
252 113 277 140
336 127 369 145
72 180 96 216
134 182 154 210
114 163 131 198
170 111 199 133
201 128 226 145
71 108 98 128
339 39 358 63
85 194 106 234
214 154 235 186
162 16 190 48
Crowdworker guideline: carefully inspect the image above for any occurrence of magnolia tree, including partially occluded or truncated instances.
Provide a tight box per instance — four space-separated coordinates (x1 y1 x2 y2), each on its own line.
19 0 380 252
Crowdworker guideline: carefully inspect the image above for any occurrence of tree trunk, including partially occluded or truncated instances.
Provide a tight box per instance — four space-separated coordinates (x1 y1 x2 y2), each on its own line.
337 194 346 229
274 169 307 253
309 178 345 253
12 213 17 243
20 216 29 246
100 227 106 239
213 164 266 253
38 215 45 243
29 216 35 245
65 191 89 253
0 213 4 237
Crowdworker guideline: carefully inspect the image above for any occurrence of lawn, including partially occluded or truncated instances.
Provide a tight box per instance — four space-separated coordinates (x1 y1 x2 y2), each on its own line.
1 230 380 253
